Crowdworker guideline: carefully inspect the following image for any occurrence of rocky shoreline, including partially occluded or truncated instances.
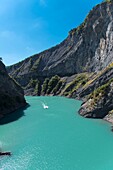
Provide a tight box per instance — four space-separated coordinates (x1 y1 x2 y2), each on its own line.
0 103 27 120
0 61 27 120
104 114 113 124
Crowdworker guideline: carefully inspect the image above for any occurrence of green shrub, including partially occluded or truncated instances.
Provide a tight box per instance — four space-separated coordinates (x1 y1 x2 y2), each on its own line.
29 79 38 88
89 78 113 101
31 57 41 72
52 80 62 95
41 78 50 94
34 81 41 95
47 75 60 94
63 74 88 95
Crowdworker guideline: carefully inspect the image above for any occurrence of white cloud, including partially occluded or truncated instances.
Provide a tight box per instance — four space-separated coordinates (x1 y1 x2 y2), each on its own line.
0 30 15 38
39 0 46 6
31 18 46 30
32 22 42 29
0 30 26 52
0 0 18 15
0 0 47 16
0 0 32 15
26 46 34 53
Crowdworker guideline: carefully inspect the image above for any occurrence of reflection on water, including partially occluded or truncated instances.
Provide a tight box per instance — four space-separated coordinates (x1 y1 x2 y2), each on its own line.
0 97 113 170
0 104 30 125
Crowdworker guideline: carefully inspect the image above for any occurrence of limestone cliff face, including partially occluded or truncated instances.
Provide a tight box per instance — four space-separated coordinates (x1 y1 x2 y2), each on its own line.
7 1 113 119
7 1 113 84
0 61 26 119
78 65 113 118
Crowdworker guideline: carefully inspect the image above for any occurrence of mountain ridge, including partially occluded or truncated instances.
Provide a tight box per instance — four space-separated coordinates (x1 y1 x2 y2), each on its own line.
7 0 113 121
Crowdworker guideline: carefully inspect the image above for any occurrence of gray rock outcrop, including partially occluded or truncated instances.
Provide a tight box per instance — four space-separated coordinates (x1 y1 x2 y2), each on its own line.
0 61 26 119
7 1 113 80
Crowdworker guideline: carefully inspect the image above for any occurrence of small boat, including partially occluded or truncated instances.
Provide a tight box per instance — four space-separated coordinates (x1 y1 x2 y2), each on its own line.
0 152 11 156
44 105 49 109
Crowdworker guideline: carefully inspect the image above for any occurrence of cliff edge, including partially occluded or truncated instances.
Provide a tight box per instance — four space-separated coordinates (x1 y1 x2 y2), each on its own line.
0 61 26 119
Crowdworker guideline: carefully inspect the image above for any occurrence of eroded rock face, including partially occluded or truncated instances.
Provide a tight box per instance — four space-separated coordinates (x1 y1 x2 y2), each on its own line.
6 1 113 119
78 66 113 118
0 61 26 119
79 83 113 118
7 1 113 85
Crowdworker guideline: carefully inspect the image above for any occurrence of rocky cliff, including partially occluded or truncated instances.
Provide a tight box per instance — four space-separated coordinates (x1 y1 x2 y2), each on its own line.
7 0 113 120
8 1 113 77
0 61 26 119
79 63 113 118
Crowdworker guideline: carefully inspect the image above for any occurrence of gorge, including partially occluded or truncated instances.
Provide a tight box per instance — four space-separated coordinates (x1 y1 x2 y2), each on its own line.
1 1 113 169
6 0 113 120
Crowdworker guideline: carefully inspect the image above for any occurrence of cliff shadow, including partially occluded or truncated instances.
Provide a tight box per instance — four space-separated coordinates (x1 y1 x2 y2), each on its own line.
0 104 30 125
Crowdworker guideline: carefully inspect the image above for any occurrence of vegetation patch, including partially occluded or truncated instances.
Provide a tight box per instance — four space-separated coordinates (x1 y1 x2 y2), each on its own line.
89 78 113 103
34 81 41 95
84 62 113 89
31 57 41 72
47 75 60 94
63 73 88 96
28 79 38 88
108 109 113 115
103 0 112 2
41 78 50 95
52 80 63 95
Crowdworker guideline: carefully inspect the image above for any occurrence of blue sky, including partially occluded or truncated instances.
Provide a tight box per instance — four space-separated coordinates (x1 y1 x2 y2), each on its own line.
0 0 102 66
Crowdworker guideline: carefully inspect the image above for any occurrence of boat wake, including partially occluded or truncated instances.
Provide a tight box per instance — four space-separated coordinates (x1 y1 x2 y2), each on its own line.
41 102 49 109
37 99 49 109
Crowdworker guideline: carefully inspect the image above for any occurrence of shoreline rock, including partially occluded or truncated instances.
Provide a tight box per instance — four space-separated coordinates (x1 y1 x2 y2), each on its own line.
0 61 27 120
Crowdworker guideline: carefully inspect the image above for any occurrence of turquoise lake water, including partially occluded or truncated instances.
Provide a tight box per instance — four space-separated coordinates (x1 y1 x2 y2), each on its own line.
0 96 113 170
